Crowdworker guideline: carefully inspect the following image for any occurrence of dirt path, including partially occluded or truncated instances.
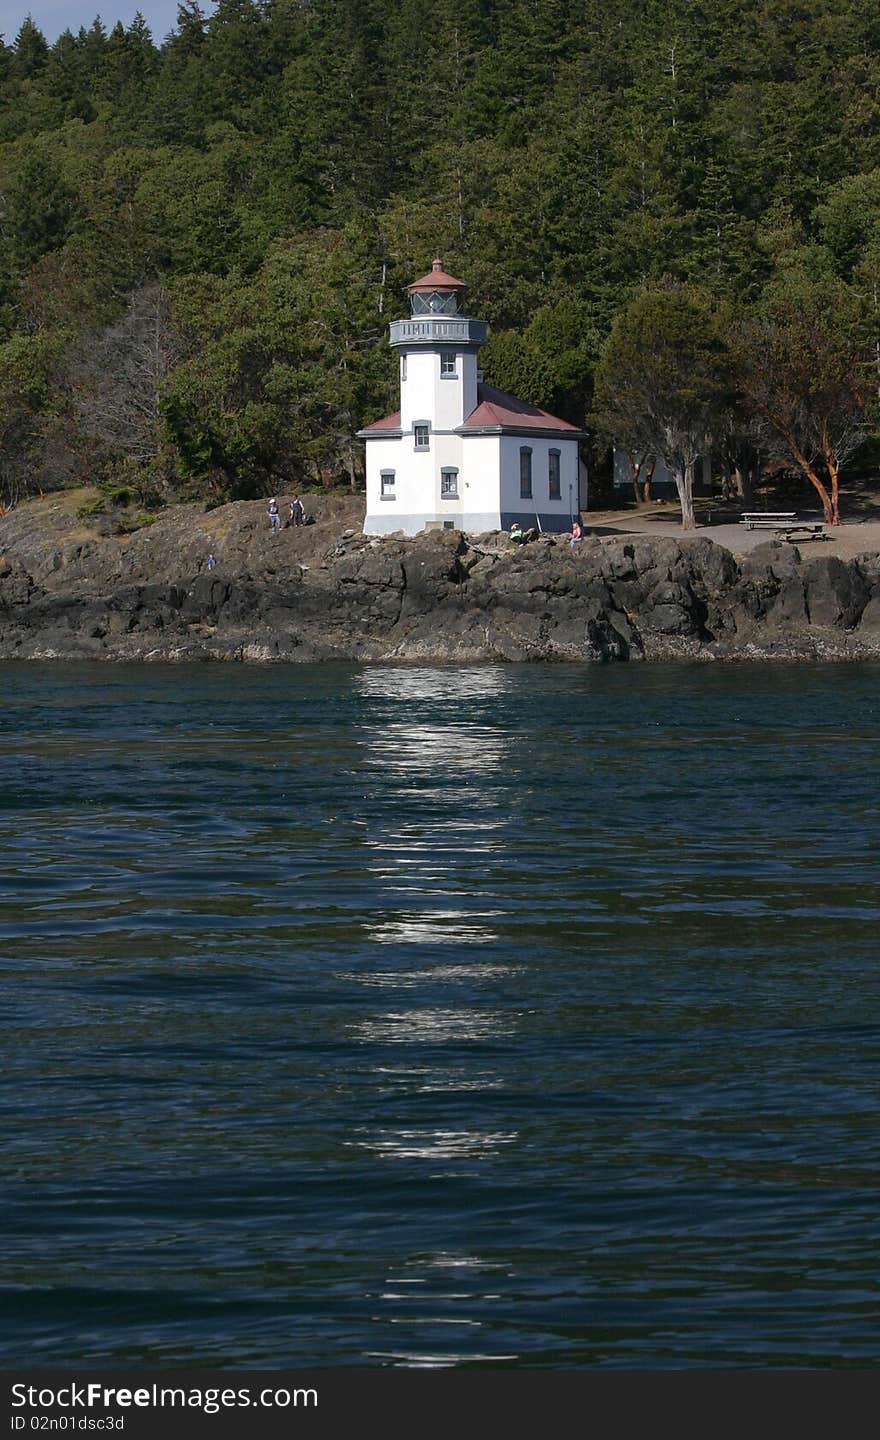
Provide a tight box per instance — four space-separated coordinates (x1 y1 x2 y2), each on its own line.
6 489 880 567
582 505 880 561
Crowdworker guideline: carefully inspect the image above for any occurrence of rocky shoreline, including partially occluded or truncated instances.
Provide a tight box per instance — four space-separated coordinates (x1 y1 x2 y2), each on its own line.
1 494 879 663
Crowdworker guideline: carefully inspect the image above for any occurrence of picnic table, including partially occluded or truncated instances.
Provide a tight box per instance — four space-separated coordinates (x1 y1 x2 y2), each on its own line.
739 512 827 541
739 512 796 530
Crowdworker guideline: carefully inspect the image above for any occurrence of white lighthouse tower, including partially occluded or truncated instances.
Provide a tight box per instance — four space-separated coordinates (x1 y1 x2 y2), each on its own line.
360 258 585 537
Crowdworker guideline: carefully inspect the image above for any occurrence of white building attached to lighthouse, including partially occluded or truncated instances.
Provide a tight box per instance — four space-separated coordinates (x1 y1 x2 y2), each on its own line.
359 259 587 537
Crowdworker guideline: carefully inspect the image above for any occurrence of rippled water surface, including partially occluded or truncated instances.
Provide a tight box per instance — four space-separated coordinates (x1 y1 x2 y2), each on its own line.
2 661 879 1368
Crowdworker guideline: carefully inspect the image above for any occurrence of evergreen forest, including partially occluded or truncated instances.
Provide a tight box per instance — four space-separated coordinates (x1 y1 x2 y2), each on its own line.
2 0 880 524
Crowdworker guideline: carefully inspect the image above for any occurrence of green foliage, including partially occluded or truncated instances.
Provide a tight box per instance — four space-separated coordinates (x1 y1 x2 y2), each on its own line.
0 329 65 504
732 268 875 520
77 457 168 520
159 224 396 496
12 17 49 79
3 143 78 265
592 286 733 525
0 0 878 505
482 297 600 423
593 287 732 453
76 492 108 518
97 480 132 506
0 330 59 404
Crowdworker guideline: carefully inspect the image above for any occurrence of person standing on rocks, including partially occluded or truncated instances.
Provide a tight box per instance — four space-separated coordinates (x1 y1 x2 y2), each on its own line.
290 496 304 527
267 497 280 533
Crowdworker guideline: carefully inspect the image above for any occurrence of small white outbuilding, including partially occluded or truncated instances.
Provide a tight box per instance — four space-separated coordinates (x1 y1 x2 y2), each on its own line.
359 259 587 537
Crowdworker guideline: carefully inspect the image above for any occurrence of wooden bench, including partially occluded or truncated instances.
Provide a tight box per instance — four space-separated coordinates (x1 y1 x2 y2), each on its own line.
743 518 827 541
775 522 827 542
739 512 796 530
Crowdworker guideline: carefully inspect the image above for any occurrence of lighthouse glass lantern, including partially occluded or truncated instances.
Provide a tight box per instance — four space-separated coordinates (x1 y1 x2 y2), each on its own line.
411 285 461 317
405 257 467 318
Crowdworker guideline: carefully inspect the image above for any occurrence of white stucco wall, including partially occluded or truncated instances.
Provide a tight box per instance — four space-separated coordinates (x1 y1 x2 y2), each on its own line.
457 435 502 532
400 351 436 432
364 431 506 536
364 431 581 536
399 349 479 432
499 435 579 530
364 434 418 535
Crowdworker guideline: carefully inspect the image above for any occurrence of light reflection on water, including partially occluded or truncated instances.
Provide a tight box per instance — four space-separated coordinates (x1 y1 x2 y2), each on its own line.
1 661 879 1368
356 665 513 703
350 966 516 989
349 1008 512 1045
370 1251 515 1369
348 1129 519 1161
366 722 509 773
368 912 504 946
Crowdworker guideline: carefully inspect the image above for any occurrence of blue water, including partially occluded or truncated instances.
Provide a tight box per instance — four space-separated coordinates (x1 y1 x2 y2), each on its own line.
1 661 879 1368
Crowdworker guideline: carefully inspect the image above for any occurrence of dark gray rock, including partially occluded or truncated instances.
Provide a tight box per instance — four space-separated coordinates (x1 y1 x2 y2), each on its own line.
638 580 700 636
856 595 880 634
583 597 643 661
2 495 880 663
766 574 808 629
803 556 870 629
855 551 880 593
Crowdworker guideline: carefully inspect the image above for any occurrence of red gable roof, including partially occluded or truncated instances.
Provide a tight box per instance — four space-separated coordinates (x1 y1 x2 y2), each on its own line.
461 383 581 434
407 257 466 293
358 386 583 439
360 410 401 432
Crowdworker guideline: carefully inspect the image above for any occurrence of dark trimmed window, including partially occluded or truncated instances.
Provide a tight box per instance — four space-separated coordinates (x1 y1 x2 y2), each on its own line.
548 449 561 500
380 470 396 499
520 447 533 499
414 423 430 450
441 468 459 499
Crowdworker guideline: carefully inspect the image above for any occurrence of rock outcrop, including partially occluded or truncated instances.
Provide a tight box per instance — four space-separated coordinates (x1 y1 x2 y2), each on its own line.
1 496 879 663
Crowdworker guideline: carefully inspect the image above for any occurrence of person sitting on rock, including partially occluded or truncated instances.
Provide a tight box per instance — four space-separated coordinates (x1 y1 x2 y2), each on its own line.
509 520 523 543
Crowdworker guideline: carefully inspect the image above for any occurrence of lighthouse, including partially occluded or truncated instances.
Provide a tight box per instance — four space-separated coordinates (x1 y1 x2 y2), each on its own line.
359 259 586 537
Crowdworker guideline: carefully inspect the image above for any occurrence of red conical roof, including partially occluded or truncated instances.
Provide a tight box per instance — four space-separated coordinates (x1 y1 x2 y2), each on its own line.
406 256 466 293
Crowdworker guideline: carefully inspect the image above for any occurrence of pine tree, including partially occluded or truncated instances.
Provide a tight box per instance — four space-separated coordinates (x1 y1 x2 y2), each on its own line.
11 16 49 79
